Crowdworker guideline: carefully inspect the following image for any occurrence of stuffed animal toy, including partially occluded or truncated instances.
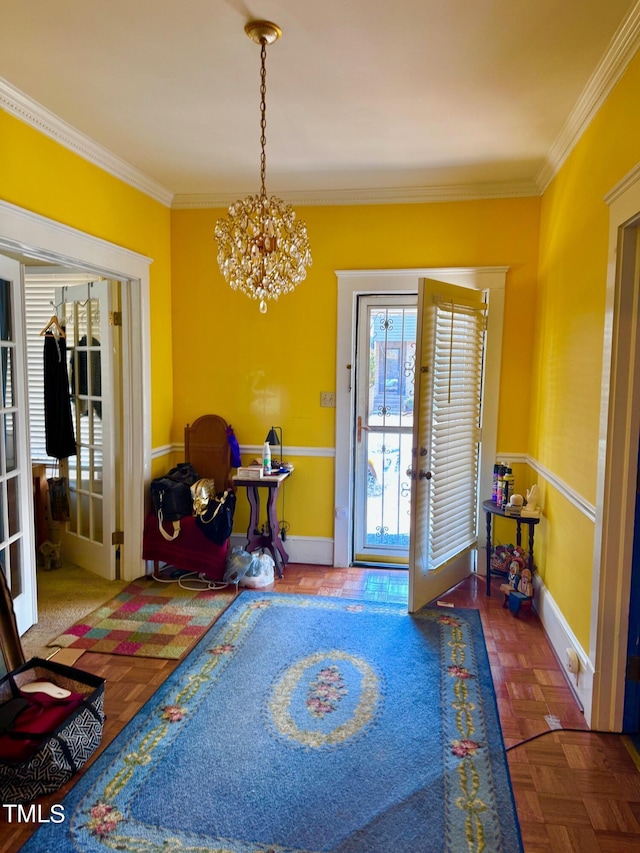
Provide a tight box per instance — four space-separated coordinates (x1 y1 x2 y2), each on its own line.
39 540 62 571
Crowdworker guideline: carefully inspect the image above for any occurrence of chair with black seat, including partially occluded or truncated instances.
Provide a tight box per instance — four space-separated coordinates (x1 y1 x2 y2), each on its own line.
142 415 235 582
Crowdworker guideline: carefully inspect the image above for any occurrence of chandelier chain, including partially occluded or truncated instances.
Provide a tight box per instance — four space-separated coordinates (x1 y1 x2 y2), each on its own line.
260 39 267 198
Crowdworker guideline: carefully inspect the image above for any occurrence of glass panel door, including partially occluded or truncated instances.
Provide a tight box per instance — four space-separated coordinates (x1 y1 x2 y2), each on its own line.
0 255 36 633
58 281 118 580
353 296 417 564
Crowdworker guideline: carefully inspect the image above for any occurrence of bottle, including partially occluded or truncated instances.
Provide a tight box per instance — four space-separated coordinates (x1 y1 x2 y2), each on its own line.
492 464 500 502
496 465 506 506
262 441 271 476
503 466 514 507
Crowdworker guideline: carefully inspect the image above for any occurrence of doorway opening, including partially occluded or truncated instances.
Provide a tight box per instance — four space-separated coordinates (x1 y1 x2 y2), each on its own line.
334 268 507 603
0 198 152 634
24 270 124 583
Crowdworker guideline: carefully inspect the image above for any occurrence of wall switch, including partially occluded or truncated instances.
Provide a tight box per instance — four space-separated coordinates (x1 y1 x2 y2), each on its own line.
321 392 335 408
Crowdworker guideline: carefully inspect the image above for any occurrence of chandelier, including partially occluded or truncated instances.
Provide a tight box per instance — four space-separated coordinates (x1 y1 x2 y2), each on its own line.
215 20 312 314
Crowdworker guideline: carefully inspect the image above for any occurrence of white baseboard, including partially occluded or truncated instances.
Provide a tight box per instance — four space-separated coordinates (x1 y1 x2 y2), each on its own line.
229 534 334 566
532 573 594 726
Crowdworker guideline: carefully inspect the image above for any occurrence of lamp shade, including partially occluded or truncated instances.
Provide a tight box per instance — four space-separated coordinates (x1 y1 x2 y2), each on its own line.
265 427 282 447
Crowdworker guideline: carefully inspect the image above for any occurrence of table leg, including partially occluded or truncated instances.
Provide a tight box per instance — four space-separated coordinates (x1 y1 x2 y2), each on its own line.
244 486 263 553
265 487 289 578
485 511 492 596
528 523 535 573
241 485 289 579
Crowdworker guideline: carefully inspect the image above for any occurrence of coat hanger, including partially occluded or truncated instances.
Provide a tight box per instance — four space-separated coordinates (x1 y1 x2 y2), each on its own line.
39 297 67 339
39 315 66 339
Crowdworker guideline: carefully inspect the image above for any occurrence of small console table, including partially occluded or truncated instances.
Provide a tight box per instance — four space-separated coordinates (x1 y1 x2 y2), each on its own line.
232 471 291 579
482 498 539 597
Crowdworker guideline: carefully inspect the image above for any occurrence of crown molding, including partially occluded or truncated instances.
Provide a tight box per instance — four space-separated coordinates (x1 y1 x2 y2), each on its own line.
604 160 640 205
536 0 640 192
171 181 540 210
0 78 174 208
4 0 640 212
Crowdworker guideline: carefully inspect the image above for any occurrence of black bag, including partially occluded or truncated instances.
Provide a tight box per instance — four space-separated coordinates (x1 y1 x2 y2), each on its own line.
195 489 236 545
0 658 105 804
150 462 200 541
47 476 70 521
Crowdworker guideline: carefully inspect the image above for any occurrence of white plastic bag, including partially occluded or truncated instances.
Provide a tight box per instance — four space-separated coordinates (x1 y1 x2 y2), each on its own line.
240 550 275 588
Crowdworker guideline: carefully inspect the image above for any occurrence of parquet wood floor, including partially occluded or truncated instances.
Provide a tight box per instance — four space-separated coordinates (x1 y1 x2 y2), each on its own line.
2 565 640 851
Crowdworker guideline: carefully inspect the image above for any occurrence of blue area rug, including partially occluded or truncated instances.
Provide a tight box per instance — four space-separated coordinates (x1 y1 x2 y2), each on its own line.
23 593 523 852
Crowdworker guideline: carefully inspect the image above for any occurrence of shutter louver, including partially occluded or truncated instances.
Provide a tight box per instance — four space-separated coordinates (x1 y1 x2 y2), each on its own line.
428 298 485 570
25 282 58 464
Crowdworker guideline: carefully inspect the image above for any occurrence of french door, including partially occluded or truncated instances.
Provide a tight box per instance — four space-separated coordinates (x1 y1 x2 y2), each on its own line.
0 255 37 633
57 281 120 580
408 279 487 611
353 296 417 564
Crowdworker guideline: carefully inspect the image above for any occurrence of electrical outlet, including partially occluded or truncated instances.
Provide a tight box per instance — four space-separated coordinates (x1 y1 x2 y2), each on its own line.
566 648 580 683
320 392 335 408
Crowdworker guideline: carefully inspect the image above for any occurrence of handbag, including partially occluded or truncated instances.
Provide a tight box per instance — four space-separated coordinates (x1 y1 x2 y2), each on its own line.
191 478 217 519
47 476 70 522
195 489 236 545
150 462 200 541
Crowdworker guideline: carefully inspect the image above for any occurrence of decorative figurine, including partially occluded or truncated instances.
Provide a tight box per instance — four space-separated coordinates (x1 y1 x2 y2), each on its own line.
525 484 540 509
517 567 533 598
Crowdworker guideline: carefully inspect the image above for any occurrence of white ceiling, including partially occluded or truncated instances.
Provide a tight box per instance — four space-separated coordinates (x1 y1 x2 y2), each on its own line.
1 0 638 204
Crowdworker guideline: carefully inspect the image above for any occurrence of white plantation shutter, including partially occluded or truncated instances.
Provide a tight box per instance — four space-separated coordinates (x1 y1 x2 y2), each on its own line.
428 296 486 569
24 275 94 464
24 281 58 464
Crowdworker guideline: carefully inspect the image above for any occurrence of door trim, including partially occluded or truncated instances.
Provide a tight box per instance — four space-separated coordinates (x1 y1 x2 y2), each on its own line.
334 267 507 570
0 199 152 583
591 167 640 729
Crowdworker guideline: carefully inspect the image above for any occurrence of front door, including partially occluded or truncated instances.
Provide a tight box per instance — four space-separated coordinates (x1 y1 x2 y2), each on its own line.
408 279 487 612
353 296 417 565
58 281 120 580
0 255 37 633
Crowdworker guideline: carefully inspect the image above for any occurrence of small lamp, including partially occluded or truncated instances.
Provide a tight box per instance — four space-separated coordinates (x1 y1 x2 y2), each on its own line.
265 425 288 540
265 426 283 467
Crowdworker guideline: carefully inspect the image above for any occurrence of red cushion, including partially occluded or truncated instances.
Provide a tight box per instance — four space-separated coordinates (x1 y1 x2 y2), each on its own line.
142 514 227 580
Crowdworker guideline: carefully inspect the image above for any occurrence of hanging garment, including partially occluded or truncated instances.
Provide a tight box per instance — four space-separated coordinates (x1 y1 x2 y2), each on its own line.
43 332 76 459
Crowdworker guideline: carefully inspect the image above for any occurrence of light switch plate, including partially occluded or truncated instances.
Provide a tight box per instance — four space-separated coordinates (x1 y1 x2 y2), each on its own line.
321 392 335 407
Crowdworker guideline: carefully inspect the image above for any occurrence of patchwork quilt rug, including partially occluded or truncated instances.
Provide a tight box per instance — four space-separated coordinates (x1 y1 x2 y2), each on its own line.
47 578 235 659
26 592 523 852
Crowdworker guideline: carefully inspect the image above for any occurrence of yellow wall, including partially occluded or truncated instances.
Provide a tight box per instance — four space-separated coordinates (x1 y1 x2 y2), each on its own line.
533 50 640 649
0 110 174 453
7 49 639 656
171 198 540 537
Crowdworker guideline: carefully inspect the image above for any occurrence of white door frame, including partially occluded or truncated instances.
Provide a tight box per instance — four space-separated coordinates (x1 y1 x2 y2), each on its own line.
335 267 507 570
0 199 152 583
590 164 640 730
